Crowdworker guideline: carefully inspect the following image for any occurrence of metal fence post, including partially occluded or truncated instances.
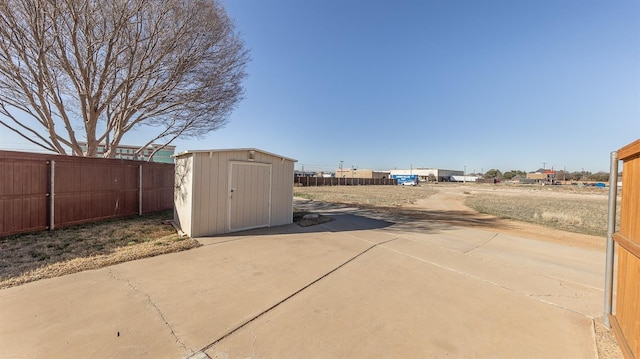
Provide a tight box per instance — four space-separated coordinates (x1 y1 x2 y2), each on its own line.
49 160 55 230
139 165 143 215
604 151 618 328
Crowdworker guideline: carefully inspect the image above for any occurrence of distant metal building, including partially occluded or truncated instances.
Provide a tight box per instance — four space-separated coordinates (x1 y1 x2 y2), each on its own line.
450 175 479 182
389 168 464 182
173 148 296 237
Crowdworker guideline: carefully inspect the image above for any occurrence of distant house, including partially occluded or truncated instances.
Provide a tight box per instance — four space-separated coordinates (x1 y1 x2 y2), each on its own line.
389 168 464 182
526 171 555 184
335 169 390 179
510 175 524 183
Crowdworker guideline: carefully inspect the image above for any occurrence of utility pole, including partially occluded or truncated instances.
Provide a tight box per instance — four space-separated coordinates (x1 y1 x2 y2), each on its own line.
542 162 547 170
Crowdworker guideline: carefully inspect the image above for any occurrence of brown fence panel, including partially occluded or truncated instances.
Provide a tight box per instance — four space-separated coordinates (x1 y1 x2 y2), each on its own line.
53 160 139 227
612 139 640 359
0 153 48 236
0 150 175 237
142 162 175 213
294 176 397 187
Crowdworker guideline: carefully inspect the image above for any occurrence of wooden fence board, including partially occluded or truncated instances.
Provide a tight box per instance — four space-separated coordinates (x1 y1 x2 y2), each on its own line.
613 139 640 359
142 164 175 213
0 157 48 235
0 150 174 237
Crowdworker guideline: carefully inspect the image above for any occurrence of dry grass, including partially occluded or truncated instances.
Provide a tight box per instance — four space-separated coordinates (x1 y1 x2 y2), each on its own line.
0 210 200 289
465 191 615 237
295 185 437 207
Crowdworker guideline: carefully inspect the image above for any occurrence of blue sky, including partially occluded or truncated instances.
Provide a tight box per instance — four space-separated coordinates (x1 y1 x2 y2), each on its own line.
1 0 639 173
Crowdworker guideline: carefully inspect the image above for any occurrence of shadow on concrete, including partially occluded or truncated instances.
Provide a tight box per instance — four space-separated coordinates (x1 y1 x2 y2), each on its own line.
218 199 509 238
294 199 511 234
217 212 394 238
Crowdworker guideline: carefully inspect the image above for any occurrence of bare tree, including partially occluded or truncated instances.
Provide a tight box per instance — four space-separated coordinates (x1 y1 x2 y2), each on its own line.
0 0 248 158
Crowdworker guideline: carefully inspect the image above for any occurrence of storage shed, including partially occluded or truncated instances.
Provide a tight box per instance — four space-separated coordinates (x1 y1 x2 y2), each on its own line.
173 148 297 237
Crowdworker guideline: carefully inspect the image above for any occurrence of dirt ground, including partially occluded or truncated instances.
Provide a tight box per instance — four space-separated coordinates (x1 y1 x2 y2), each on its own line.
412 183 609 250
296 183 611 250
295 183 622 359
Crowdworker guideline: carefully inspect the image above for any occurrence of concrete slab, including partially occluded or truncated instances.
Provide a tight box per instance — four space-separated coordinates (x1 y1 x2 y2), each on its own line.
468 232 605 288
0 203 607 358
0 269 186 359
107 232 374 353
381 234 604 318
206 246 596 358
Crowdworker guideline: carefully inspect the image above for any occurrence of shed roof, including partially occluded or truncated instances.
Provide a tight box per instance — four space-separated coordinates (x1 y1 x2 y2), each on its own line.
173 148 297 162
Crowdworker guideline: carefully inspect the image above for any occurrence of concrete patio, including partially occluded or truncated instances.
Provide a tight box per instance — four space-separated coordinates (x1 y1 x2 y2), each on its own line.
0 200 606 358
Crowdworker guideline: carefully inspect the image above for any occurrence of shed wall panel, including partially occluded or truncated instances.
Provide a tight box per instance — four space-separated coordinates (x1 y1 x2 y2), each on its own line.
192 154 207 237
174 156 194 237
198 153 213 236
214 152 228 235
270 158 294 226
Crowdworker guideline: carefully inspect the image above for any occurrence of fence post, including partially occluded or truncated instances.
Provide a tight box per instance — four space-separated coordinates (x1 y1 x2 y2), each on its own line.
139 164 143 215
604 151 618 328
49 160 55 230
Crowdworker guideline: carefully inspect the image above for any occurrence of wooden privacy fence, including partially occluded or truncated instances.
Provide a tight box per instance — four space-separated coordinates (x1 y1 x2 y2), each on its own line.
610 139 640 359
0 150 174 237
295 176 397 186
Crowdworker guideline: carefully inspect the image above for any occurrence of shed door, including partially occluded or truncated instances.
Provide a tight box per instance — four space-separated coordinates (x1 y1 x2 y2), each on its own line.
228 162 271 232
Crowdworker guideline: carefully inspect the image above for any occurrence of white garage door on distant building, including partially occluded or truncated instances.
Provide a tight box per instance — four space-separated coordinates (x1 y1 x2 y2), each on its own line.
173 148 297 237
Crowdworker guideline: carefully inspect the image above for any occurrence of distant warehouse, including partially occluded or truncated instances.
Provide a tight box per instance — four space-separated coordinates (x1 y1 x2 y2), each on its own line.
389 168 463 182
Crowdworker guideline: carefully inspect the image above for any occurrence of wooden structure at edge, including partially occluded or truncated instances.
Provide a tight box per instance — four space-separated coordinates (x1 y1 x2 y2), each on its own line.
611 138 640 359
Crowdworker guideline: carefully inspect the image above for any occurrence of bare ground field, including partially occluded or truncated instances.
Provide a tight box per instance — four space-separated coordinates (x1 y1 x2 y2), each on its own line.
294 182 614 250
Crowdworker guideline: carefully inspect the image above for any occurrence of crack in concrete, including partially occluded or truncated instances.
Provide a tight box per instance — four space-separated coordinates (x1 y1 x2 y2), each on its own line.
532 292 591 299
382 246 596 319
107 269 191 354
194 237 399 355
462 232 500 254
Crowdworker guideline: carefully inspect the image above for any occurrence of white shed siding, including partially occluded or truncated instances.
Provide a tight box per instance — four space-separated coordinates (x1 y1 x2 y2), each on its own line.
174 155 195 236
271 158 294 225
173 148 296 237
